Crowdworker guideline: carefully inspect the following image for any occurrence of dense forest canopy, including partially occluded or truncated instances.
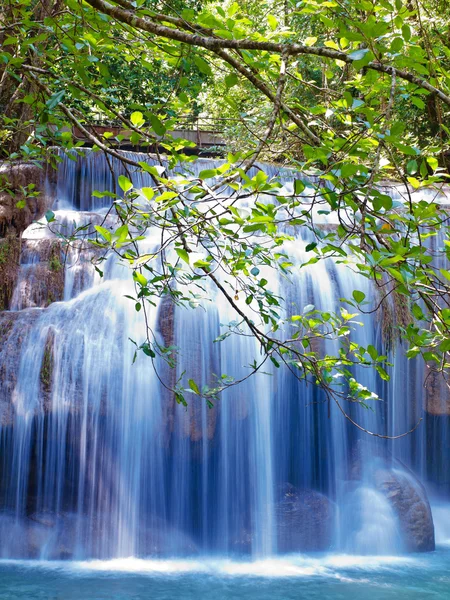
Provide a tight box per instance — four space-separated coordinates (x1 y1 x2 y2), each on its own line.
2 0 450 426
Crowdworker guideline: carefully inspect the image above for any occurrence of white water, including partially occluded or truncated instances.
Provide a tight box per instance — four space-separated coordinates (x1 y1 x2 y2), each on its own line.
0 150 446 559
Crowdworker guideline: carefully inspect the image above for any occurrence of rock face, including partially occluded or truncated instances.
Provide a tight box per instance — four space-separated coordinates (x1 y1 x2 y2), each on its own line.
424 368 450 415
374 466 435 552
0 162 55 237
275 484 335 552
0 161 56 309
0 310 42 425
11 240 65 310
0 233 21 310
156 296 219 446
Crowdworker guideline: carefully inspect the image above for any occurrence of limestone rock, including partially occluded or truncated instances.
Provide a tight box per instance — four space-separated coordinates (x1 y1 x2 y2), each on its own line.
374 466 435 552
0 162 55 237
0 233 21 310
275 484 335 552
11 240 65 310
0 310 42 425
424 368 450 415
138 519 198 556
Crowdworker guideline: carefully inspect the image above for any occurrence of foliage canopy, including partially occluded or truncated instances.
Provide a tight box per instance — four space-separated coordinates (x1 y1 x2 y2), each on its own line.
2 0 450 432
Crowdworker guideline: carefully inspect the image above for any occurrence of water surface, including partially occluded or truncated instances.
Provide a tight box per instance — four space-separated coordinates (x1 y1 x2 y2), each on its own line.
0 547 448 599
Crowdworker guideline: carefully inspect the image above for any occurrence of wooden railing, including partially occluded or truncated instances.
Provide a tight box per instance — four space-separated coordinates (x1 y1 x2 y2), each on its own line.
71 117 239 151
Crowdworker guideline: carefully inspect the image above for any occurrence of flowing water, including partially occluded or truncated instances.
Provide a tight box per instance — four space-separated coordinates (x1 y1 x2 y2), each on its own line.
0 550 449 599
0 150 449 593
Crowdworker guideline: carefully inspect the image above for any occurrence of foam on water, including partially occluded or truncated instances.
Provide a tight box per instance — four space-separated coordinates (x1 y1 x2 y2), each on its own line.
0 554 420 578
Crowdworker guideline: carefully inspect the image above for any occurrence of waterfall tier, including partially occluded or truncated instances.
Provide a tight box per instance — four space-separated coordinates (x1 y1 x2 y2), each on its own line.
0 150 445 559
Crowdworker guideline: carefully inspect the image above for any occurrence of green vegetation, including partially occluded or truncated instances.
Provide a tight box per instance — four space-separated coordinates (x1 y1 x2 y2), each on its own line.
48 250 62 273
2 0 450 418
0 235 20 311
40 333 54 391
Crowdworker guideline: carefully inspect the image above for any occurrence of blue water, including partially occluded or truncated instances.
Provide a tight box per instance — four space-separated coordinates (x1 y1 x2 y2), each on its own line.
0 549 448 599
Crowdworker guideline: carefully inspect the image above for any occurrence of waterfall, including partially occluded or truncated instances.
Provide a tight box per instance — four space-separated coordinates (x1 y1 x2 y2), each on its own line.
0 149 445 559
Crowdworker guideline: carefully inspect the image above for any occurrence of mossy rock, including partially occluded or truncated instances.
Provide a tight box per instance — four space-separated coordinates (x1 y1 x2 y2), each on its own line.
0 233 21 310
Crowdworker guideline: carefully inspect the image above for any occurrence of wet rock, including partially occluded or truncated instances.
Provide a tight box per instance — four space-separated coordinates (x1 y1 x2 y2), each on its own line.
0 232 21 310
231 528 253 554
275 484 336 552
0 162 55 237
157 297 176 445
138 518 198 556
0 310 42 425
0 513 50 559
374 466 435 552
158 296 175 348
156 297 219 446
11 240 65 310
424 368 450 415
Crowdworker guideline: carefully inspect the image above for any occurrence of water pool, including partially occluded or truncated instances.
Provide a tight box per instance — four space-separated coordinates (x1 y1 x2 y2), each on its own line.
0 547 449 600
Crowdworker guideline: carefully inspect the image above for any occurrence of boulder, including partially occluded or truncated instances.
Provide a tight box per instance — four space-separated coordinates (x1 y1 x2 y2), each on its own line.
28 511 108 560
275 484 335 552
0 513 52 559
374 466 435 552
137 517 198 556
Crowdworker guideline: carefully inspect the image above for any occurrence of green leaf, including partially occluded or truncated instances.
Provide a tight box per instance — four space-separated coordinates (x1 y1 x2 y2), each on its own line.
45 210 55 223
156 191 177 203
149 114 166 136
402 23 411 42
130 111 144 126
270 356 280 368
367 345 378 361
427 156 439 171
375 365 390 381
118 175 133 192
412 303 424 320
267 14 278 30
175 392 187 406
138 162 166 177
348 48 369 61
188 378 200 394
294 179 305 194
198 169 217 179
406 160 418 175
225 72 238 89
411 96 425 109
142 342 156 358
94 225 111 241
352 290 366 303
194 55 212 76
305 36 317 46
133 271 147 286
114 224 128 243
141 187 154 201
390 37 404 53
46 90 65 110
176 248 190 264
305 242 317 252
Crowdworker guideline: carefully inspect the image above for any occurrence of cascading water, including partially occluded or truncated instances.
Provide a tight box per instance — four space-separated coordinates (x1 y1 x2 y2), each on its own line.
0 149 446 560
